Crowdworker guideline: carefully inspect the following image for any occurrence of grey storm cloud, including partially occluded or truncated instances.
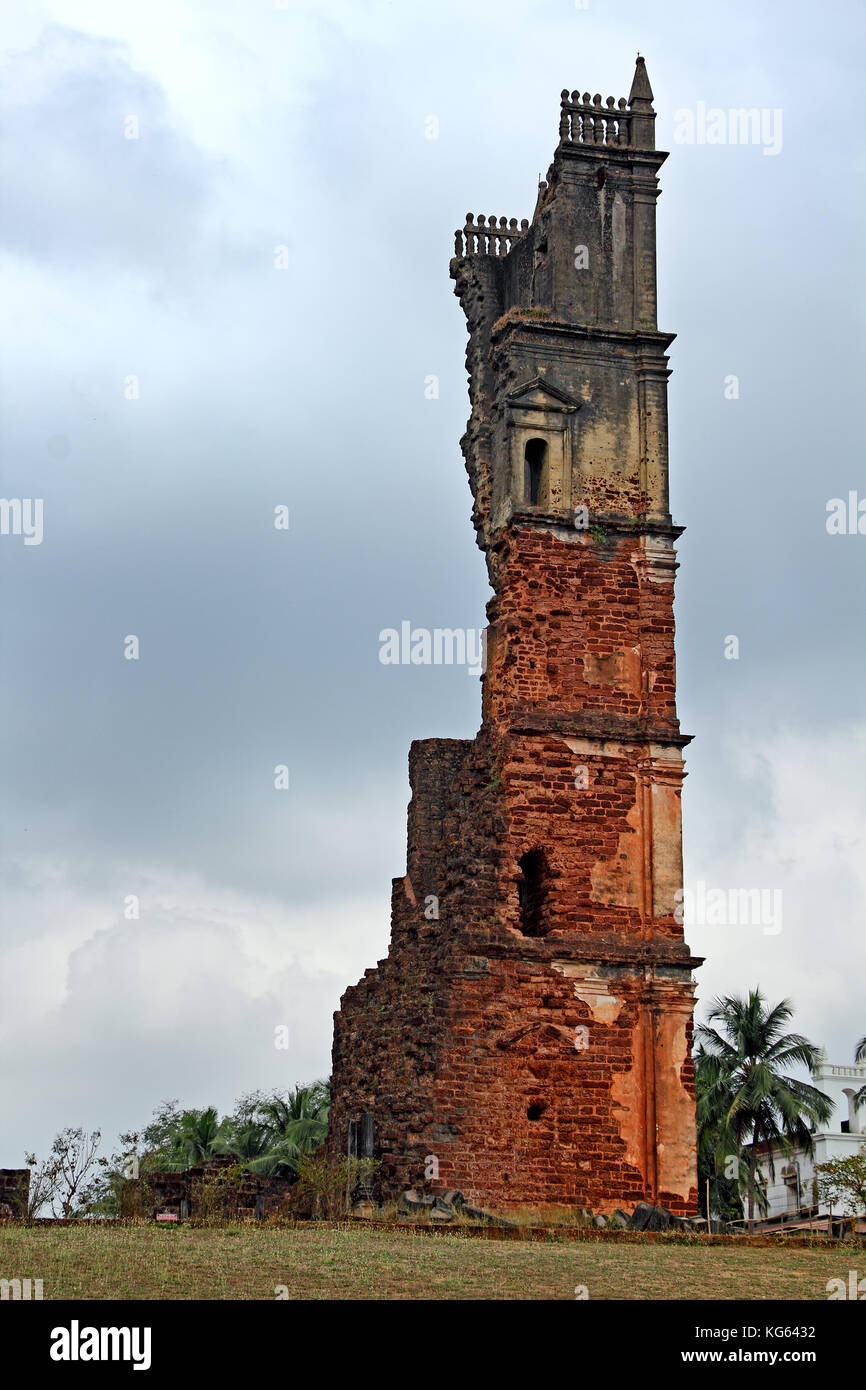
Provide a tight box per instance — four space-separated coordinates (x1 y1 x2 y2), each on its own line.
0 25 214 272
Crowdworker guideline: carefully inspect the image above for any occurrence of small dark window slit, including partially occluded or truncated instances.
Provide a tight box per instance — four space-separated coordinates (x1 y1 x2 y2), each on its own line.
517 848 551 937
524 438 547 506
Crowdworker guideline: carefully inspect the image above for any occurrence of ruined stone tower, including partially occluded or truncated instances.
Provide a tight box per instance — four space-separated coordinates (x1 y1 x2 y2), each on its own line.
328 59 701 1216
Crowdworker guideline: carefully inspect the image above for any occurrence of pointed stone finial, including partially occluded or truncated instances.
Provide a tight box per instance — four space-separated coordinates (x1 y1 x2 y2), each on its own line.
628 54 654 108
627 55 656 149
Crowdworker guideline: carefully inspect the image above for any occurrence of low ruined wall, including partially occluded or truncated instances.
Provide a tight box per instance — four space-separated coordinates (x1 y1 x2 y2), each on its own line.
122 1157 293 1220
0 1170 30 1218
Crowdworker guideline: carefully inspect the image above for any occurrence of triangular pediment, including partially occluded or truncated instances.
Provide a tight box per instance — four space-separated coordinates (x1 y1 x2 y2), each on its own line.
506 375 582 412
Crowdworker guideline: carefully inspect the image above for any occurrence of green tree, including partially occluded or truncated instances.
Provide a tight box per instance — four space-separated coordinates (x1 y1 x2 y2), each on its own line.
90 1081 333 1214
695 1046 745 1223
176 1106 228 1167
695 990 833 1229
247 1081 330 1177
24 1128 103 1218
82 1102 187 1215
814 1147 866 1220
217 1120 271 1165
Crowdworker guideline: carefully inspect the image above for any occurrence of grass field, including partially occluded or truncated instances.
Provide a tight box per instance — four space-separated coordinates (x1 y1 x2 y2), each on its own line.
0 1223 856 1300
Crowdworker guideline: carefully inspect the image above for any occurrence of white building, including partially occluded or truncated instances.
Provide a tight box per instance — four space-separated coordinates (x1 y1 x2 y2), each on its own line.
753 1051 866 1225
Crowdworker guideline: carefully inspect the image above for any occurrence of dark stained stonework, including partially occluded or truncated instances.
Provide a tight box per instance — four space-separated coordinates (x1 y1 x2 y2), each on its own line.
0 1169 30 1218
327 59 701 1216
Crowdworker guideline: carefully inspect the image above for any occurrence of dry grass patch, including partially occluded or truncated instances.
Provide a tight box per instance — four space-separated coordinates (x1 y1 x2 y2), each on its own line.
0 1223 853 1301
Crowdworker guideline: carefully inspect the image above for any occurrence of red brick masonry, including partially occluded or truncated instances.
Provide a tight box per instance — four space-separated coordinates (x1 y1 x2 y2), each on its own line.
328 62 701 1216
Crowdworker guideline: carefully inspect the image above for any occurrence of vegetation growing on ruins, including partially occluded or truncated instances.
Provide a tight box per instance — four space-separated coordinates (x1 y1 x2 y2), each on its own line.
23 1081 330 1217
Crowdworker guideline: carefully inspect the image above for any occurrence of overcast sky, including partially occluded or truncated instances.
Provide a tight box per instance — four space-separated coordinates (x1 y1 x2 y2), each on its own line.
1 0 864 1166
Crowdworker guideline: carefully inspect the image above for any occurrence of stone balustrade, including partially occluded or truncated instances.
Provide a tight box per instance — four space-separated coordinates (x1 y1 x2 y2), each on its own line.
559 90 632 147
454 214 529 259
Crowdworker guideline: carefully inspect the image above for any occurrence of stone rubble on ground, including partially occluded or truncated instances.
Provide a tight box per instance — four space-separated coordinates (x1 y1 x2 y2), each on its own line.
396 1191 725 1233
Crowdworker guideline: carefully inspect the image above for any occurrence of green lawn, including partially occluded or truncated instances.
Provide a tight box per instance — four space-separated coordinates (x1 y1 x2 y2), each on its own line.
0 1223 855 1300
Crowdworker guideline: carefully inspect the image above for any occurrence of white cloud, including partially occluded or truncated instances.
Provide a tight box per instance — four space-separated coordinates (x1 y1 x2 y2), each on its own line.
687 721 866 1063
0 26 215 275
0 858 387 1161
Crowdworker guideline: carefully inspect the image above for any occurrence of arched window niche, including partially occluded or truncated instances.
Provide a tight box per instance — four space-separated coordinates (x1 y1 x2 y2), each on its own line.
517 848 552 937
523 438 547 507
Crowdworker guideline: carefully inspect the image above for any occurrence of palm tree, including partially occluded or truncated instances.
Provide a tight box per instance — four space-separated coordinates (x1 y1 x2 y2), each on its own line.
695 1046 746 1224
217 1121 271 1166
696 990 833 1229
248 1082 330 1177
176 1107 228 1168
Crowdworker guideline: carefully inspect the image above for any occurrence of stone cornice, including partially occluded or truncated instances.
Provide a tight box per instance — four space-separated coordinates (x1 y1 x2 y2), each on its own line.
496 711 693 748
459 928 702 972
501 513 684 540
491 316 676 354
